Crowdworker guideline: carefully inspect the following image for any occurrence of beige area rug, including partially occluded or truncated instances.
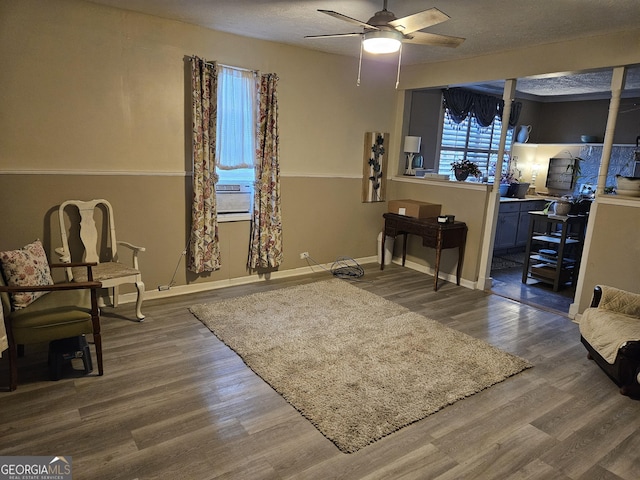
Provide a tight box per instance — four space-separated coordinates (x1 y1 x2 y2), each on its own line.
189 279 532 453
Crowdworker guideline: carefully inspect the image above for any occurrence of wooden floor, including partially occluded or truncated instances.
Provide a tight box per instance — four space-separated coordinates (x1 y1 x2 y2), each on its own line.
1 264 639 480
490 263 575 315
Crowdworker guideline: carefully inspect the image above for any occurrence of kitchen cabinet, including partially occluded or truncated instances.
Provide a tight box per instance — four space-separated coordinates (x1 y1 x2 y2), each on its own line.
516 209 535 245
521 211 587 291
494 199 547 252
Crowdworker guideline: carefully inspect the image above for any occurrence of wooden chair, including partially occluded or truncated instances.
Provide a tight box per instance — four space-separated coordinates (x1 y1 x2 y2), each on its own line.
56 199 145 321
1 262 102 391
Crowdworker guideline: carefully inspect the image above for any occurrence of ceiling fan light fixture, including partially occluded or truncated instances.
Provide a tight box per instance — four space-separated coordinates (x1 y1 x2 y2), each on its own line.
362 30 402 54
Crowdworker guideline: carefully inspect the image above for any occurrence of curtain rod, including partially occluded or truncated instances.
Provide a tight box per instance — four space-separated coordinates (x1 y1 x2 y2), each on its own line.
220 63 256 74
189 55 257 74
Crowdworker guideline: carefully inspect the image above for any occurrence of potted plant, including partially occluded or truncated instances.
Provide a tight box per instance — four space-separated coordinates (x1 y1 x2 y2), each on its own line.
451 159 482 181
543 194 592 216
543 196 572 216
615 174 640 197
498 171 516 196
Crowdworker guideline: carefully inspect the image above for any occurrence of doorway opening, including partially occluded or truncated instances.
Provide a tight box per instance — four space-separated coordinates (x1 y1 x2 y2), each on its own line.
490 251 574 315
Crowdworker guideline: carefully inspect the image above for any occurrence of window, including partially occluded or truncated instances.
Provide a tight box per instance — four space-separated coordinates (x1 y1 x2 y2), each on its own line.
216 65 257 186
438 111 513 181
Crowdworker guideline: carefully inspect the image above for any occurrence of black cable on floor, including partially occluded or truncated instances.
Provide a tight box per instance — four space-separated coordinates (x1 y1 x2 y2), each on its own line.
304 254 365 280
330 256 364 279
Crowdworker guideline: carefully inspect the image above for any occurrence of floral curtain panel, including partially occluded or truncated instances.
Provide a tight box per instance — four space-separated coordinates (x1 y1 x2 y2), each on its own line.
248 73 283 270
188 56 221 274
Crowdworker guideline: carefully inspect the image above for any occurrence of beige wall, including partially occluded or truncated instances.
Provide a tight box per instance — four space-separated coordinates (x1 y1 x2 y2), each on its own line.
0 0 395 293
0 174 387 292
0 174 190 288
386 180 490 283
577 201 640 312
2 0 639 307
0 0 397 177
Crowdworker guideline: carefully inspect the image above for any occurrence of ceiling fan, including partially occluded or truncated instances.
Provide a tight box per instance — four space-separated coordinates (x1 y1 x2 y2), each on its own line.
305 0 465 55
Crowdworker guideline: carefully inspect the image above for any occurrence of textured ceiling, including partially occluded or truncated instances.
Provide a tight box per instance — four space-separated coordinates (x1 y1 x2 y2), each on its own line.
464 67 640 101
85 0 640 98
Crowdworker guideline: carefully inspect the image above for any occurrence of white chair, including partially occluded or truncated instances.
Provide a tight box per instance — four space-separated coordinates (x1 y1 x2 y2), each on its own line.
56 199 145 321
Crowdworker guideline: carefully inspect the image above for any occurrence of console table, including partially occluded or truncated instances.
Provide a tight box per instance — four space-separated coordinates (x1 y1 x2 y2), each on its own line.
381 213 468 291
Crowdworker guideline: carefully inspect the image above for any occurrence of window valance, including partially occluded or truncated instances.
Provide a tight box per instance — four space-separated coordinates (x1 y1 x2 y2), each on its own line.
442 88 522 128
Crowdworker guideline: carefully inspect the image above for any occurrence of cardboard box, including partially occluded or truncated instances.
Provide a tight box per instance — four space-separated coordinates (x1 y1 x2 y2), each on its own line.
388 199 442 219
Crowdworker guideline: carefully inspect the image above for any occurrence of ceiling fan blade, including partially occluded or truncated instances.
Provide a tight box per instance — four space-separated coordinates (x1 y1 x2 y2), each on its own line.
389 8 450 34
304 32 362 39
403 31 465 48
318 10 379 30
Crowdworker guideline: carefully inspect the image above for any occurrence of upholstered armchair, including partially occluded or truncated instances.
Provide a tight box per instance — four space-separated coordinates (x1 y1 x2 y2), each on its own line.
0 240 103 391
580 285 640 397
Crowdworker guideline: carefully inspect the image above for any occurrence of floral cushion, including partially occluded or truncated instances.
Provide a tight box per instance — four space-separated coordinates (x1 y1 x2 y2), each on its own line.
0 240 53 310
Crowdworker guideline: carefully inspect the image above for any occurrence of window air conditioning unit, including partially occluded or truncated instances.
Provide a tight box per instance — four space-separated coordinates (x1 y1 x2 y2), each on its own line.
215 183 252 214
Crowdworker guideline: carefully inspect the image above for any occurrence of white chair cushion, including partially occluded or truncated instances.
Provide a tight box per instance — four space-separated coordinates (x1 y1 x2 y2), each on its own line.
580 308 640 364
71 261 139 282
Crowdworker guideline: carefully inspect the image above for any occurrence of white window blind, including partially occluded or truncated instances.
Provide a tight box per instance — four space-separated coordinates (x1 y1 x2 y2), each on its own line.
438 111 513 181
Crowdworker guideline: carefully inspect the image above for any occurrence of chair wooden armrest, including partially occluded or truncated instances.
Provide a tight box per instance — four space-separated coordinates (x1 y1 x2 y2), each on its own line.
117 241 146 253
49 262 98 268
0 263 100 293
591 285 602 307
0 281 101 293
49 262 98 282
116 241 145 273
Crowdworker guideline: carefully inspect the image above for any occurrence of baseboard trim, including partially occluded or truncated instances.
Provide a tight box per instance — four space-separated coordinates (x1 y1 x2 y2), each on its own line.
118 254 472 305
568 303 580 321
397 258 476 290
118 255 379 303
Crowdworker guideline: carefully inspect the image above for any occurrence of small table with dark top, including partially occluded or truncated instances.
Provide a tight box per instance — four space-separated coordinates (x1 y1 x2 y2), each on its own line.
381 213 468 291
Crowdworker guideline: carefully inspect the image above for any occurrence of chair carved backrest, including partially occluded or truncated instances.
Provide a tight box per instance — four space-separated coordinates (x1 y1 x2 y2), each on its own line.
59 199 118 278
57 199 145 320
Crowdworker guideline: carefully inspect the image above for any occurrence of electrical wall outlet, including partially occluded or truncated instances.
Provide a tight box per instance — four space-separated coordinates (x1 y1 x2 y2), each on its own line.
299 252 309 259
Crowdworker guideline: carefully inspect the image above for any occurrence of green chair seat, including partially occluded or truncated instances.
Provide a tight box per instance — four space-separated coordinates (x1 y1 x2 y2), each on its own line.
11 290 94 344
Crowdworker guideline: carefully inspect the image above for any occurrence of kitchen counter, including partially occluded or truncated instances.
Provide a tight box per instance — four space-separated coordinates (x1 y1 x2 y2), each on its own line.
500 195 547 203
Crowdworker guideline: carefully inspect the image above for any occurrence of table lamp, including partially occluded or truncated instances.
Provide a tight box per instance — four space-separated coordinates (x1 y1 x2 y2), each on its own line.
404 136 422 175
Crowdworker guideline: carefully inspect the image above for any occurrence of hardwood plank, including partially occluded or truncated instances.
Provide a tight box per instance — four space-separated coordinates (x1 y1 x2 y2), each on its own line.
433 424 557 480
510 459 573 480
598 429 640 480
540 400 640 478
1 263 640 479
432 384 572 464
